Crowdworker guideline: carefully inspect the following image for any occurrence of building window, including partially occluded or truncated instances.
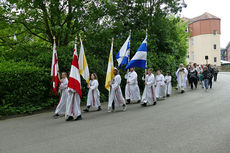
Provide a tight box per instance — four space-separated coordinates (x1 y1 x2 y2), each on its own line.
192 52 194 61
214 44 217 50
213 30 217 35
214 57 217 62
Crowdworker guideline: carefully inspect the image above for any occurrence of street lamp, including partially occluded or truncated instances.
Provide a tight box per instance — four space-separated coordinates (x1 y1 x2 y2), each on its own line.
181 0 187 8
179 0 187 12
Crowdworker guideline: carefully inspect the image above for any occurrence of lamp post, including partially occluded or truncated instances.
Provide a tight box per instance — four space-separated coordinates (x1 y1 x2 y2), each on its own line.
179 0 187 12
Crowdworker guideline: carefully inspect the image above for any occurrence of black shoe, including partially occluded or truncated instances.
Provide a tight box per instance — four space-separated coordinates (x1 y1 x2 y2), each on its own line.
66 116 74 121
83 108 89 112
75 115 82 121
141 103 147 107
136 100 141 103
166 94 170 97
53 114 60 119
181 90 184 93
126 99 131 104
97 106 102 111
153 102 157 105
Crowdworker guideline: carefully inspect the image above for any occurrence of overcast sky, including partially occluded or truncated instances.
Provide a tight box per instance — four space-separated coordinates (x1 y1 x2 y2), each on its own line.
181 0 229 48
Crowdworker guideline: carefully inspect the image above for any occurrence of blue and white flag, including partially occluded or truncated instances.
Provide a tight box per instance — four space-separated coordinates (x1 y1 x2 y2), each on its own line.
125 33 147 70
116 34 130 69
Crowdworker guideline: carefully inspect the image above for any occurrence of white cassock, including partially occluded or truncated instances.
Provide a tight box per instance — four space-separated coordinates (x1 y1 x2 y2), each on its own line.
125 71 141 102
164 76 172 95
176 68 188 90
108 74 126 108
65 89 81 118
55 78 68 115
86 80 101 108
141 74 157 105
155 74 166 98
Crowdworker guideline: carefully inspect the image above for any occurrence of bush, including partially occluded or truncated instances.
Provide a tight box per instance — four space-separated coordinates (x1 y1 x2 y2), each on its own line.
0 60 57 116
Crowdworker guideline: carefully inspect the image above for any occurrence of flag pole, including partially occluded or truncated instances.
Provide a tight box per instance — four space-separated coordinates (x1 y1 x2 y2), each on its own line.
53 36 60 81
144 29 148 78
108 37 114 108
127 30 131 74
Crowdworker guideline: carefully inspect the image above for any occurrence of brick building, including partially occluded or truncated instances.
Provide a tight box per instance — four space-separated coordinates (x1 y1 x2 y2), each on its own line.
183 12 221 66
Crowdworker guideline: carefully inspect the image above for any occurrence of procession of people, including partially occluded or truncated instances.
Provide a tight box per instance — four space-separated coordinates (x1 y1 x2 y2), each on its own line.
51 32 219 122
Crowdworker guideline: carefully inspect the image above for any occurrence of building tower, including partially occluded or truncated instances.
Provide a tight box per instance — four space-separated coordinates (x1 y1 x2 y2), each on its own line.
183 12 221 66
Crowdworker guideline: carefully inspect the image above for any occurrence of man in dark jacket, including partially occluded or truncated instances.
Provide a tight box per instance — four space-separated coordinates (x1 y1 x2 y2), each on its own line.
188 66 198 89
207 64 214 88
202 66 211 90
213 65 219 82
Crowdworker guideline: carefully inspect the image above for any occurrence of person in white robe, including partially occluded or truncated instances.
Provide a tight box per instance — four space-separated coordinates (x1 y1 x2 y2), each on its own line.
65 88 81 121
125 68 141 104
155 70 166 99
141 69 157 106
84 73 101 112
53 72 68 118
176 64 188 93
108 68 127 112
164 71 172 97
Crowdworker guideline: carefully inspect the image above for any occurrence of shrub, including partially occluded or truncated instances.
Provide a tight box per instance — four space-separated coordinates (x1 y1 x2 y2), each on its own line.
0 60 57 116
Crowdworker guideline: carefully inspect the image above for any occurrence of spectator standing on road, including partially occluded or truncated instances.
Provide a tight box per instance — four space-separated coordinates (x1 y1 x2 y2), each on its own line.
188 66 198 90
202 66 211 91
213 65 219 82
207 64 214 88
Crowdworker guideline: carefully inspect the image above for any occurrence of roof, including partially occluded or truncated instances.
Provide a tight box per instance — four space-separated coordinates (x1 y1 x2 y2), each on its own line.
182 12 220 24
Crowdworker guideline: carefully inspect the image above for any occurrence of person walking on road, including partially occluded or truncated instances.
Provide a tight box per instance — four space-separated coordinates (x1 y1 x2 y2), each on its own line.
141 68 157 107
213 65 219 82
124 68 141 104
53 72 68 118
207 64 214 89
164 71 172 97
83 73 101 112
108 68 127 112
176 64 188 93
188 66 198 90
202 66 211 91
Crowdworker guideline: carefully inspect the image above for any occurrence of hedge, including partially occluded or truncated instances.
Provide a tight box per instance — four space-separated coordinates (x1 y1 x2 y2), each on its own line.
0 60 56 116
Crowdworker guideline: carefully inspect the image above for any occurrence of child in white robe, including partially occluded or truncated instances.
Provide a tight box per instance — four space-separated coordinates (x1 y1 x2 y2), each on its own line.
65 89 81 121
125 68 141 104
141 69 157 106
108 68 127 112
155 70 166 99
53 72 68 118
84 73 101 112
164 71 172 97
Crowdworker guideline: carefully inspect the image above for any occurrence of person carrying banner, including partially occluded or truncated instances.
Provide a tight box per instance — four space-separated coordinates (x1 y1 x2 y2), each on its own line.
141 68 157 106
125 68 141 104
108 68 127 112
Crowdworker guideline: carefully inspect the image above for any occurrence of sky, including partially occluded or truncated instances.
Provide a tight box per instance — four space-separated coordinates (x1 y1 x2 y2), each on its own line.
181 0 230 48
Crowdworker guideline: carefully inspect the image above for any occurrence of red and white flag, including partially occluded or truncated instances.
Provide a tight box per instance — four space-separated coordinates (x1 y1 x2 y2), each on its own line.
51 39 60 96
68 43 82 98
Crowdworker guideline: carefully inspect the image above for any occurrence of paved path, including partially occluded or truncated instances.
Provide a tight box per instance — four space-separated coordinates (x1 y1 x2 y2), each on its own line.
0 73 230 153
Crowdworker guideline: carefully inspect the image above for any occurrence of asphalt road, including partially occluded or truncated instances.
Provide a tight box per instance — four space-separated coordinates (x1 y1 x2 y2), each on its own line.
0 72 230 153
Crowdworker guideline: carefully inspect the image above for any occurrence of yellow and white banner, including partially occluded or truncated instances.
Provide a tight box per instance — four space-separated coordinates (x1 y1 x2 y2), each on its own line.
79 36 90 83
105 38 114 91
